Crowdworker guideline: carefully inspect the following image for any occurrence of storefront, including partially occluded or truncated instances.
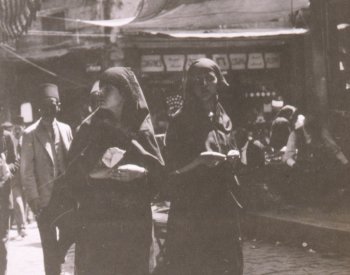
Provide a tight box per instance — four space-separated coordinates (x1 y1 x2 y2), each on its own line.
118 0 310 133
120 33 307 132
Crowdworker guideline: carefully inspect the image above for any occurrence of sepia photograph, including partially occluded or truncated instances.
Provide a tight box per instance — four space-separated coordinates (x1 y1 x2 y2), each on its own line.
0 0 350 274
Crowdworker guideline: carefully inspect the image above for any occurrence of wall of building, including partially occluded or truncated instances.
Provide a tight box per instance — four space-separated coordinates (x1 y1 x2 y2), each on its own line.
3 0 141 127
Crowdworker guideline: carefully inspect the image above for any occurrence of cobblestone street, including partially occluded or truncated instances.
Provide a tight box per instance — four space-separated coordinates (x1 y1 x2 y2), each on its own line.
6 223 350 275
243 239 350 275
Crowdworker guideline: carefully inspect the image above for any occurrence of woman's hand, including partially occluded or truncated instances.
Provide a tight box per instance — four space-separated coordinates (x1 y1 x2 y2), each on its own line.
227 149 240 162
226 149 241 170
110 164 148 182
198 151 226 168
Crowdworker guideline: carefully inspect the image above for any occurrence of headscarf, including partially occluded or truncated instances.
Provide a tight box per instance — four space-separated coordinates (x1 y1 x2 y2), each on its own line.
275 105 298 124
181 58 232 133
270 117 291 151
166 58 235 169
67 67 164 189
99 67 150 131
270 105 298 151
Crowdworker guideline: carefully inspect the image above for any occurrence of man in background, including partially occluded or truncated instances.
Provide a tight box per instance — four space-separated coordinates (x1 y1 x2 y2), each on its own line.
21 83 73 275
10 116 27 239
0 123 18 275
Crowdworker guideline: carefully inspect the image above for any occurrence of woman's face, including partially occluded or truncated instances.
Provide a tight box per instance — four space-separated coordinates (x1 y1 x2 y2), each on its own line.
191 70 218 104
100 84 125 114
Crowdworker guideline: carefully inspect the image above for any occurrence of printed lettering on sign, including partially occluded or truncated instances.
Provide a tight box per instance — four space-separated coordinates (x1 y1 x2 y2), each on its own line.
163 55 185 71
247 53 265 69
141 55 165 72
229 53 247 70
265 53 281 68
212 54 230 70
185 54 206 70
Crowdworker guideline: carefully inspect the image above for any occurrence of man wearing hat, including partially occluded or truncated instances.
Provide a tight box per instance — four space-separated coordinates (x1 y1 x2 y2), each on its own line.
21 83 73 275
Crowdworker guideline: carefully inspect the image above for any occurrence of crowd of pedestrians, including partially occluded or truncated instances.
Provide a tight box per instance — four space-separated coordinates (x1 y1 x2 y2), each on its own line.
0 57 348 275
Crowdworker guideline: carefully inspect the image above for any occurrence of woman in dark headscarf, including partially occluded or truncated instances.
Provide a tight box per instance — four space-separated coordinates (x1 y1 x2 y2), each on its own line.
164 58 243 275
66 67 164 275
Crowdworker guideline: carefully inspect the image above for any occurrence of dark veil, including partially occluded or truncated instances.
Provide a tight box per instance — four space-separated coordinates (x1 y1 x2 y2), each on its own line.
166 58 235 169
67 67 164 192
182 58 232 133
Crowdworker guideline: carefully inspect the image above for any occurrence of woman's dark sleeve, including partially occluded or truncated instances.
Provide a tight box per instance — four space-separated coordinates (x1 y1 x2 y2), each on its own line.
130 121 165 198
65 123 94 196
164 118 182 173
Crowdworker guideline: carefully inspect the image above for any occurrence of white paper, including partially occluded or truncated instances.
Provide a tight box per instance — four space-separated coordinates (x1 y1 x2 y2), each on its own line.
102 147 126 168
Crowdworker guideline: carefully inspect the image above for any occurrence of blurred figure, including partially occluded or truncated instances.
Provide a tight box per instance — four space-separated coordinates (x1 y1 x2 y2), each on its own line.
298 115 350 206
76 81 104 133
10 116 27 239
21 83 73 275
269 105 305 167
89 80 103 112
1 122 13 132
0 123 18 275
235 128 267 168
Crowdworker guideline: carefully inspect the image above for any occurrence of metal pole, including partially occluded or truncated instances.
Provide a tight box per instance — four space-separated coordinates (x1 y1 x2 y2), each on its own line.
309 0 329 118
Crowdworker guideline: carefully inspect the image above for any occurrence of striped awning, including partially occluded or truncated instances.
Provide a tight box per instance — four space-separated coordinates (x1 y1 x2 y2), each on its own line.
0 0 41 41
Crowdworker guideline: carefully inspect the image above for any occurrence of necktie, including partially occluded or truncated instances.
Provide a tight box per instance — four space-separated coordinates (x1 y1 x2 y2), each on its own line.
51 123 60 150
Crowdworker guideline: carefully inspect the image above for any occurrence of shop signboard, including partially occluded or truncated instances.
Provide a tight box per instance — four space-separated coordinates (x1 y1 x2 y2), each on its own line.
86 64 102 73
247 53 265 69
185 54 206 69
163 55 185 71
265 52 281 68
229 53 247 70
141 55 165 72
212 54 230 70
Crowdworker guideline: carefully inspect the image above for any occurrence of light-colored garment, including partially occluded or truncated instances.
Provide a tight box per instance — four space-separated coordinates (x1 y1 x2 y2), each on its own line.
20 118 72 208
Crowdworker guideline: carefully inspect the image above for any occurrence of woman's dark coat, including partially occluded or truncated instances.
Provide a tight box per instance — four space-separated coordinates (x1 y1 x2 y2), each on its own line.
164 58 243 275
66 67 164 275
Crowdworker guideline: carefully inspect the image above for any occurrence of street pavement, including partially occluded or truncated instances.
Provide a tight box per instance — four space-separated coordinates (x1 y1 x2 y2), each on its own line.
7 223 74 275
7 223 350 275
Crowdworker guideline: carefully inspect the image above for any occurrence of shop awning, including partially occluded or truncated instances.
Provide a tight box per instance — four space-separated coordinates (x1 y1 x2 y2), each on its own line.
122 0 310 33
78 17 136 28
134 28 308 39
0 0 41 41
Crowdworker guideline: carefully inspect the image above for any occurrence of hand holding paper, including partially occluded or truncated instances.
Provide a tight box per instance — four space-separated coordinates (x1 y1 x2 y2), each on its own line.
102 147 126 168
89 147 126 179
199 151 227 167
110 164 147 182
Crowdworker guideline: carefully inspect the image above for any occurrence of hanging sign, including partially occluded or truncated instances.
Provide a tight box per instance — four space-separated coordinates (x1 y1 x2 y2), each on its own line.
212 54 230 70
141 55 164 72
163 55 185 71
185 54 206 70
229 53 247 70
265 52 281 68
86 64 102 73
247 53 265 69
